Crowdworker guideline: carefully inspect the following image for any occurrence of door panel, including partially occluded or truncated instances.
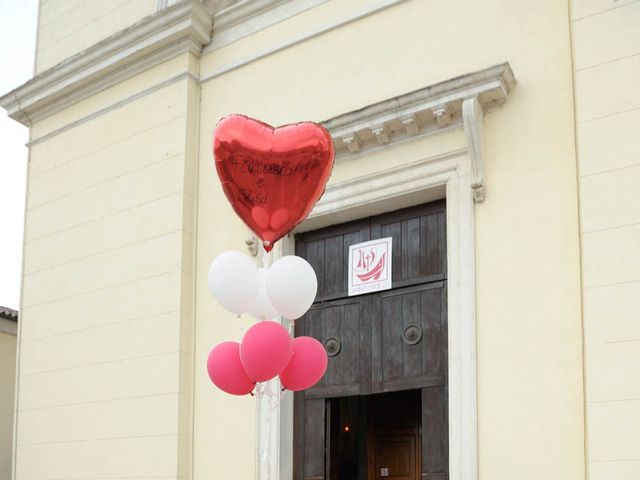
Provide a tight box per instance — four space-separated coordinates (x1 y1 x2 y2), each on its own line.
372 283 447 393
421 386 448 480
296 219 370 302
298 296 371 398
294 397 327 480
371 201 446 289
374 435 417 480
369 390 421 480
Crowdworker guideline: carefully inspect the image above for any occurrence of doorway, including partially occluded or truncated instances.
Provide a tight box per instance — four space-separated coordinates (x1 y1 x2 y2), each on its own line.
329 390 421 480
293 201 448 480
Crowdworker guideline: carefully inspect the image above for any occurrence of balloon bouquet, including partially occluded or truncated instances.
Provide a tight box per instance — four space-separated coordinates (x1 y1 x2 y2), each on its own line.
206 114 334 396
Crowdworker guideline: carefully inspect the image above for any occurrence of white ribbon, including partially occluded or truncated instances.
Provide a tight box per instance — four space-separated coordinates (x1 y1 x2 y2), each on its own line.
256 247 281 480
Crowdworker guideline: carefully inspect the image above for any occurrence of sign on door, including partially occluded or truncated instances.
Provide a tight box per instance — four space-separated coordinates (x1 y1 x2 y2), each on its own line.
348 237 392 296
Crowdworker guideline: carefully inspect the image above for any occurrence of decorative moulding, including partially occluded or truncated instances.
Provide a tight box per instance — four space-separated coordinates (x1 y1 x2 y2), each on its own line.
320 62 514 202
304 150 463 231
207 0 329 51
462 97 485 202
156 0 183 11
322 63 514 161
0 0 212 126
214 0 290 30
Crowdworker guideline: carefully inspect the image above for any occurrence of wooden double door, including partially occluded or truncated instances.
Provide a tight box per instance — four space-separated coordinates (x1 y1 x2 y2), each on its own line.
294 201 449 480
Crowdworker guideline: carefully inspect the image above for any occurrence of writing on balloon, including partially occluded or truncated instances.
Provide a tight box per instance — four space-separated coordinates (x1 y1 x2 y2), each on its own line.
232 157 321 177
239 188 268 205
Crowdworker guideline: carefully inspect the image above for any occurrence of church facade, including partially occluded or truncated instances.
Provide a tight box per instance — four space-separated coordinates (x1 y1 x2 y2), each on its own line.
1 1 639 480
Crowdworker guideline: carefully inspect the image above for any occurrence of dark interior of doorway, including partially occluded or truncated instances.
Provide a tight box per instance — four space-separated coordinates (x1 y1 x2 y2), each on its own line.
329 389 421 480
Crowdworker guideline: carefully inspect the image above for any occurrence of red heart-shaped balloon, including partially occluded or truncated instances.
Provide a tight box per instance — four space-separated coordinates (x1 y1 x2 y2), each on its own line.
213 114 334 251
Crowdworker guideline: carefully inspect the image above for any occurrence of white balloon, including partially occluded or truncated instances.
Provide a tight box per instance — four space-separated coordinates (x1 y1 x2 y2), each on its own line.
266 255 318 320
208 251 259 315
246 268 279 321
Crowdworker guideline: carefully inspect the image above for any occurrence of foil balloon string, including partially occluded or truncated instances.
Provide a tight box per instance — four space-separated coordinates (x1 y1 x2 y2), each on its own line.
256 378 281 480
256 245 279 480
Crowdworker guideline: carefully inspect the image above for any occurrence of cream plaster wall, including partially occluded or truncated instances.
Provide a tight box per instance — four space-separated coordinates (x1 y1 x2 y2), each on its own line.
0 331 16 480
15 51 198 479
571 1 640 478
36 0 158 72
194 1 584 480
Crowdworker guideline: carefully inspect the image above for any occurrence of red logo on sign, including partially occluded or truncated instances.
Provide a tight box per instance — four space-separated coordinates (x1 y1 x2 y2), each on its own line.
354 249 387 282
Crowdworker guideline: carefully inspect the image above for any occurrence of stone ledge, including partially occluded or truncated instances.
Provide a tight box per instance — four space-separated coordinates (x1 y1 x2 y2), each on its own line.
322 62 515 160
207 0 329 51
0 0 212 126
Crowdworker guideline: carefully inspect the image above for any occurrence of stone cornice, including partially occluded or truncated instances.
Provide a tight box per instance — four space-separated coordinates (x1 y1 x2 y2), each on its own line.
207 0 328 51
0 0 212 126
323 63 515 160
214 0 288 30
321 62 515 202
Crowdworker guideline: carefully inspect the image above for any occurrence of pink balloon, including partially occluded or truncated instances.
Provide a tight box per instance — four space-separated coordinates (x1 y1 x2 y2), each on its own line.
279 336 328 391
207 342 255 395
240 321 293 382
